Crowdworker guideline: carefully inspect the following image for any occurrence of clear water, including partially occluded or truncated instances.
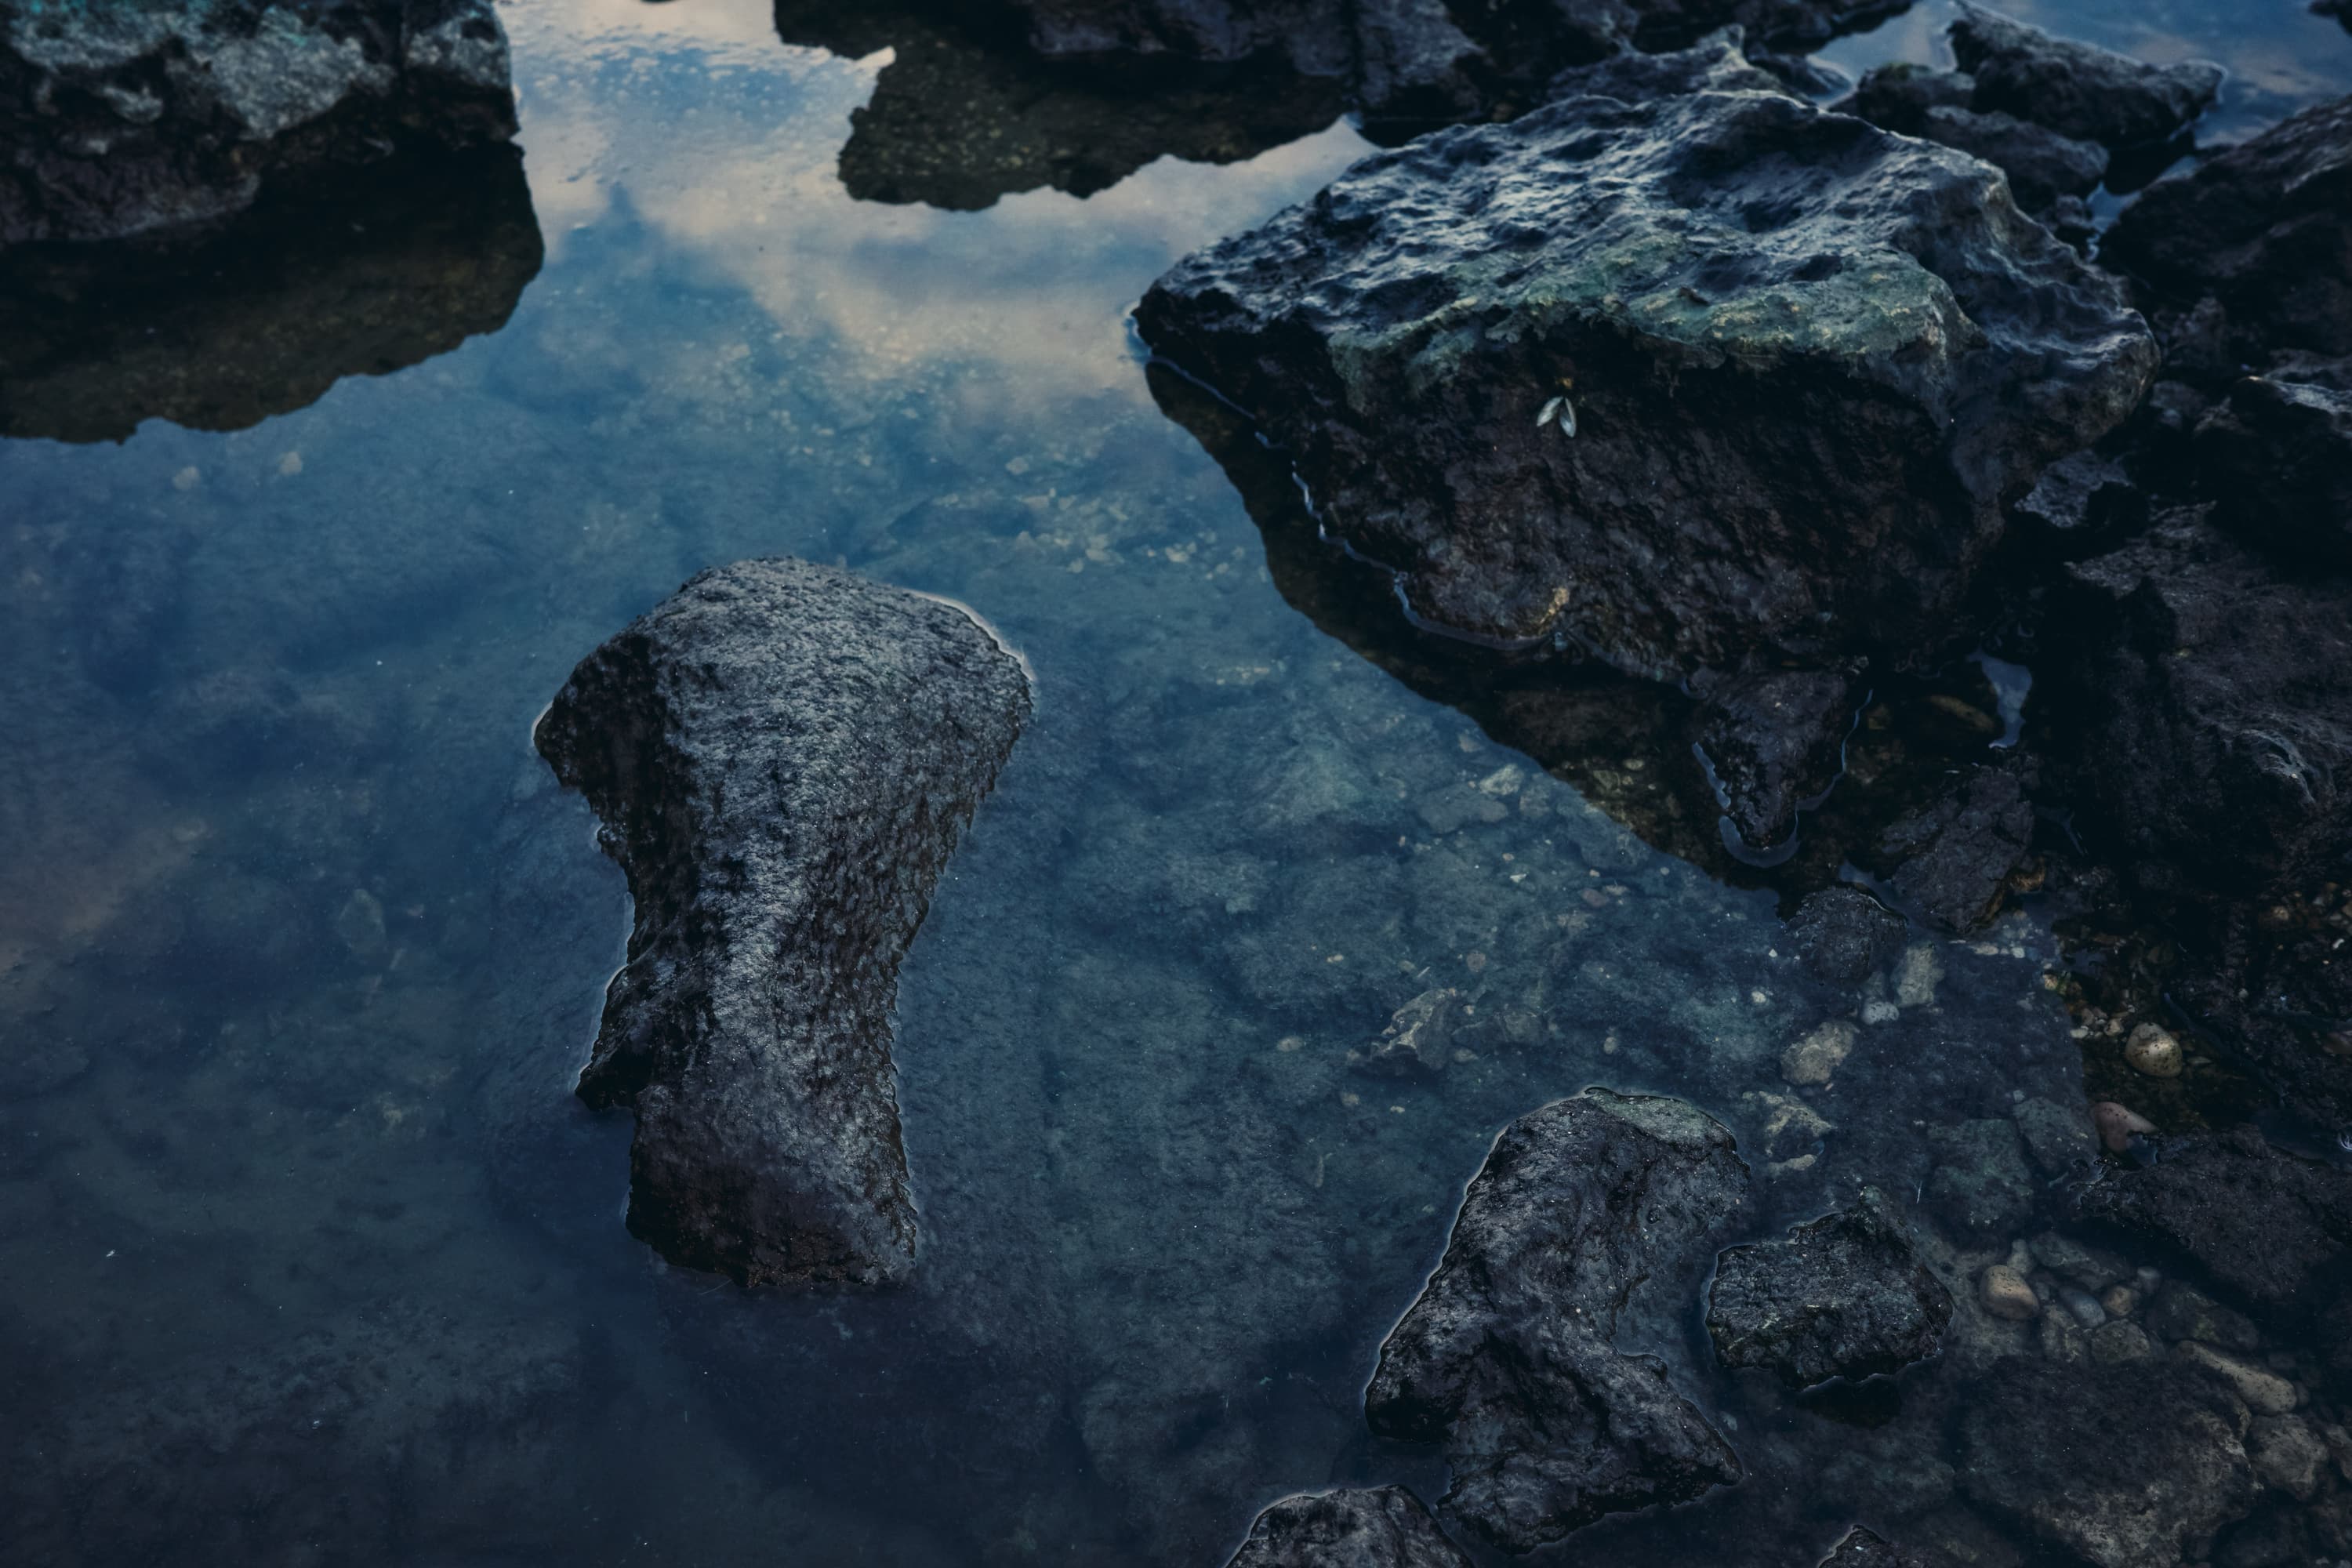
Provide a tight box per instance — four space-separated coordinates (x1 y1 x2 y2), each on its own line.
4 2 2349 1564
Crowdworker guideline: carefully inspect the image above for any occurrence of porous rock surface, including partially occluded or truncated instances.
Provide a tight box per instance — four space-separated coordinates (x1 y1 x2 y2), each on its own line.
1223 1486 1473 1568
1958 1356 2256 1568
1364 1087 1748 1552
0 0 517 245
2077 1125 2352 1308
1947 2 2220 151
535 558 1031 1287
1706 1187 1954 1388
2105 93 2352 364
1136 33 2154 684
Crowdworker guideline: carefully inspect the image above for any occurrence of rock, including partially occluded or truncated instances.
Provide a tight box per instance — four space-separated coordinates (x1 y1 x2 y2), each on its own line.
1365 1088 1748 1552
1917 104 2107 211
1923 1120 2037 1237
1690 666 1857 851
2249 1414 2328 1500
0 142 541 443
1878 764 2038 934
2195 376 2352 572
2092 1101 2158 1153
1947 2 2221 151
1224 1486 1473 1568
1787 886 1906 985
1840 63 1975 135
1135 32 2154 690
1960 1356 2256 1568
2179 1342 2299 1416
1817 1527 1935 1567
1707 1188 1955 1387
535 559 1032 1286
0 0 517 245
2124 1022 2185 1078
2089 1320 2155 1363
2077 1126 2352 1308
2100 1284 2140 1318
2012 1096 2096 1178
1358 987 1465 1076
1744 1091 1833 1171
2028 1232 2129 1293
1781 1019 1857 1087
2040 1308 2089 1364
2105 93 2352 364
1980 1263 2040 1320
2148 1281 2264 1355
2057 1285 2107 1330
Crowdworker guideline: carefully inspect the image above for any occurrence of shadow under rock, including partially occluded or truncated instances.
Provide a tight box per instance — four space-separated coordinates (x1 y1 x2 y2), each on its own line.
0 143 543 444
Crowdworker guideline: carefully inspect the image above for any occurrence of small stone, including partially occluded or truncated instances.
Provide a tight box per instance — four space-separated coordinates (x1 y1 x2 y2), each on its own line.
2028 1232 2128 1292
2100 1285 2139 1318
172 465 201 491
278 451 303 477
2250 1414 2328 1500
2089 1320 2155 1364
2178 1341 2299 1414
1861 1000 1900 1026
1981 1263 2040 1320
2059 1286 2107 1330
1782 1020 1858 1087
1359 989 1465 1077
2040 1310 2089 1364
2124 1022 2184 1077
2148 1282 2263 1353
1895 944 1944 1007
2091 1101 2158 1152
2013 1096 2096 1178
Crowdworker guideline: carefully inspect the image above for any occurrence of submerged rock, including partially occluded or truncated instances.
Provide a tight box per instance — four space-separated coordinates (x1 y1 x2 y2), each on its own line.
1137 34 2154 818
2105 93 2352 365
1787 885 1906 985
1960 1356 2255 1568
1365 1087 1748 1552
0 0 518 245
1947 3 2220 151
1356 986 1465 1076
1876 764 2036 934
1691 666 1857 851
1707 1187 1955 1387
2078 1125 2352 1308
535 559 1030 1286
2194 376 2352 572
1224 1486 1473 1568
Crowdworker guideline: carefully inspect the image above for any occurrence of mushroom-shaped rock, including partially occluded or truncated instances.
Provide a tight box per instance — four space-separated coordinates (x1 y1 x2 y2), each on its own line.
1224 1486 1473 1568
1365 1088 1749 1552
535 559 1031 1287
1136 33 2156 682
1707 1187 1955 1388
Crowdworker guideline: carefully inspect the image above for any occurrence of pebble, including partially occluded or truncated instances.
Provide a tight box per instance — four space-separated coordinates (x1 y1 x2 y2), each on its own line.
2089 1320 2155 1364
2178 1341 2299 1414
2059 1285 2107 1330
1780 1020 1857 1087
2100 1285 2139 1319
1980 1263 2040 1321
2251 1414 2328 1500
2091 1100 2158 1151
2125 1022 2184 1077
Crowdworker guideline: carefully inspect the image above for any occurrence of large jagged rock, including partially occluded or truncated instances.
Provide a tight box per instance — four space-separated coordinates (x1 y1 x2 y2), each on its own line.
1137 33 2154 694
773 0 1909 209
1958 1356 2256 1568
2105 93 2352 365
1364 1088 1748 1552
0 0 517 245
1876 762 2036 934
535 560 1031 1287
0 143 539 442
1224 1486 1473 1568
1947 3 2220 151
2194 376 2352 572
1706 1187 1954 1388
2078 1125 2352 1308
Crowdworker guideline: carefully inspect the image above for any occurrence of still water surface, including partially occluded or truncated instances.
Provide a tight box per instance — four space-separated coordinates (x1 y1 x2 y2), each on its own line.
4 2 2350 1563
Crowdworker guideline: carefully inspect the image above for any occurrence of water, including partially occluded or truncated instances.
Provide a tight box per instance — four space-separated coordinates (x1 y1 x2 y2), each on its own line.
3 2 2349 1563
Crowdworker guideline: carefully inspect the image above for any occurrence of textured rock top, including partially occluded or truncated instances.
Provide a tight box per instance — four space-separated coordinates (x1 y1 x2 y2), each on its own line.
1223 1486 1472 1568
1138 34 2155 670
535 558 1031 1287
1705 1186 1955 1388
1948 2 2220 149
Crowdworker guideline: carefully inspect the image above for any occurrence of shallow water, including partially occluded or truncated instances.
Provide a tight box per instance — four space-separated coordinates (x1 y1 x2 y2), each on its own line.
4 2 2350 1564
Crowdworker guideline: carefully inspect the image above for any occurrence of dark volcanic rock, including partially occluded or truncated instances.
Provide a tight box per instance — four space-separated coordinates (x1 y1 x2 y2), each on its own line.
2194 376 2352 572
2078 1125 2352 1308
1959 1356 2256 1568
1947 2 2220 151
1918 104 2107 211
0 144 539 443
1365 1087 1748 1552
2105 94 2352 364
535 559 1031 1286
1787 885 1906 984
1840 63 1973 134
1691 667 1857 851
1225 1486 1473 1568
1818 1527 1935 1567
2010 447 2143 543
1136 34 2155 681
1877 764 2036 934
0 0 517 245
1707 1187 1955 1388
